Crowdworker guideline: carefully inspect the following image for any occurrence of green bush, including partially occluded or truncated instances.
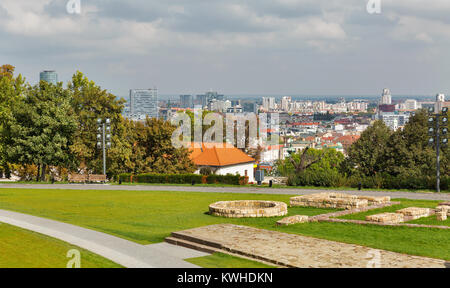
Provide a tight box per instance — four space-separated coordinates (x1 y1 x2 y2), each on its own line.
118 173 132 183
134 173 203 184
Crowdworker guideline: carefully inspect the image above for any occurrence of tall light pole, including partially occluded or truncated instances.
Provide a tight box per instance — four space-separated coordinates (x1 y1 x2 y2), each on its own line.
97 118 112 175
428 106 448 193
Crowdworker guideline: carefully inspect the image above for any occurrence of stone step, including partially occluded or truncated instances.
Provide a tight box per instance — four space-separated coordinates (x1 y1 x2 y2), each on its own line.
165 237 220 254
171 231 224 249
165 236 285 267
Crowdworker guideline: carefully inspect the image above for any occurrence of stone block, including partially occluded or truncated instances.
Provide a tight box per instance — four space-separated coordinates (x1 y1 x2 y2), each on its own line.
276 215 309 226
366 213 404 224
396 207 432 220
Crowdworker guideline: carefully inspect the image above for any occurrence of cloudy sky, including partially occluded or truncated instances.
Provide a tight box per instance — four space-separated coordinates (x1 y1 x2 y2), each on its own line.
0 0 449 98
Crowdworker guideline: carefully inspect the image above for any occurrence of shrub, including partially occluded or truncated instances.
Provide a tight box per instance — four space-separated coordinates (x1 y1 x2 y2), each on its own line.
199 167 212 176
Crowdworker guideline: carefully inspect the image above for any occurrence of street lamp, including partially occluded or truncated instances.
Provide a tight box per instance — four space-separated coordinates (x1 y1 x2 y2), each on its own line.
428 106 449 193
97 118 112 175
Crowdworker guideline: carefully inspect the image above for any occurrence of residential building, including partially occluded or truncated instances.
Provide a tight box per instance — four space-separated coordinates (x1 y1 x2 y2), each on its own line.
381 88 392 105
129 88 158 120
262 97 276 111
189 143 255 182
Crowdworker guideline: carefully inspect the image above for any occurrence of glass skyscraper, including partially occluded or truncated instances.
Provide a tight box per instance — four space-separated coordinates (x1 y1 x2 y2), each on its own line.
129 88 158 120
39 70 58 85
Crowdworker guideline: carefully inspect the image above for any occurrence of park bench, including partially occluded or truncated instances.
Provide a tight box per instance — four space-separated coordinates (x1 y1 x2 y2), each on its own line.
68 174 88 183
88 174 107 183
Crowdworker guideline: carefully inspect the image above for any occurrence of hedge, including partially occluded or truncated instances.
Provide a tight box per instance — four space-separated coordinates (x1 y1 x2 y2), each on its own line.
287 172 449 191
117 173 248 185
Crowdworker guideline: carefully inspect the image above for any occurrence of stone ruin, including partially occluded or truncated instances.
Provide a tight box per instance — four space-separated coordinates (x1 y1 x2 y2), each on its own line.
209 200 288 218
290 192 391 210
366 212 405 224
276 215 309 226
436 202 450 221
366 207 433 224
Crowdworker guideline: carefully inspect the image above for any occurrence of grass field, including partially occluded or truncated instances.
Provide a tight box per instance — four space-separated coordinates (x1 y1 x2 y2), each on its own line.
186 253 275 268
0 188 448 263
0 223 122 268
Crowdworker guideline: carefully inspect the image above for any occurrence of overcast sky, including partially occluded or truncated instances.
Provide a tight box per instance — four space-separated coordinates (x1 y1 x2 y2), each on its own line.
0 0 449 98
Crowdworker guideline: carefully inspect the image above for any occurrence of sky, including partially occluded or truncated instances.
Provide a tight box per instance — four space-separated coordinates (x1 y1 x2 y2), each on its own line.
0 0 449 98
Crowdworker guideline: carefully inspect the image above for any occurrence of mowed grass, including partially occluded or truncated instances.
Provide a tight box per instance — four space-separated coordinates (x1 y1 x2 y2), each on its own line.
0 188 448 261
186 253 275 268
0 223 122 268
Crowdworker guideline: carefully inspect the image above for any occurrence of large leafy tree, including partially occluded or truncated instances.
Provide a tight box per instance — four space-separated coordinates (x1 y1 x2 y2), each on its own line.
0 65 25 177
3 81 78 180
345 120 392 176
68 71 126 174
383 109 449 177
133 117 196 174
276 148 344 176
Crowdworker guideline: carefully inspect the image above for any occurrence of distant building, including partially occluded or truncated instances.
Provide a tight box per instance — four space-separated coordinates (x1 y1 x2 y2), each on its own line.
403 99 418 110
262 97 276 111
378 112 411 131
208 99 231 112
436 93 446 113
129 88 158 120
380 88 392 105
180 95 193 108
281 96 291 112
196 91 224 108
40 70 58 85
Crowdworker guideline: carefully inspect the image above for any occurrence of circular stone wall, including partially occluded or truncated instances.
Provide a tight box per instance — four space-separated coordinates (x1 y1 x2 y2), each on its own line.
209 200 288 218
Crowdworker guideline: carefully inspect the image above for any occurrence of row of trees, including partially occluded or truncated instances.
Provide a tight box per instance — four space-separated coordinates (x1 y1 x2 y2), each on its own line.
276 110 450 190
0 65 195 181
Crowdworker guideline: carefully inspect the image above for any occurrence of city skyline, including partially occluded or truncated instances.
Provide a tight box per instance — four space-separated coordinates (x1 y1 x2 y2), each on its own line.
1 1 450 97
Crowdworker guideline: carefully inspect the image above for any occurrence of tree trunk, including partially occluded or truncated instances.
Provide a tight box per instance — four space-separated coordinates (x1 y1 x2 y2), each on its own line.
36 165 41 182
40 165 47 182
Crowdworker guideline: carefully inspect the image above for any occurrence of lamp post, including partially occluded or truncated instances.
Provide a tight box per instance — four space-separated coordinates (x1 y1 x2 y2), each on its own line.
428 106 448 193
97 118 112 175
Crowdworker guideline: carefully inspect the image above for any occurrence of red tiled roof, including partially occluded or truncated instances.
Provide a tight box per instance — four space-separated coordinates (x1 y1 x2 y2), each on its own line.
189 143 255 167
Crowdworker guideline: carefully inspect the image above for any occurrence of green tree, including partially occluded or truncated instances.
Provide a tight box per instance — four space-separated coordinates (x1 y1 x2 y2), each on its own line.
345 120 392 176
3 81 78 180
383 109 449 178
134 117 196 174
0 66 25 178
276 148 345 187
68 71 126 174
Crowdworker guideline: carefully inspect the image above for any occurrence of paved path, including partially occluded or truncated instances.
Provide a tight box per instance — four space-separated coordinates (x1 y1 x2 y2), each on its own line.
0 209 208 268
175 224 448 268
0 183 449 201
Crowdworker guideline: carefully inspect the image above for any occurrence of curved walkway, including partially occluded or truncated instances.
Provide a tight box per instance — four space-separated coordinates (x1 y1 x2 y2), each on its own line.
0 183 449 201
0 209 207 268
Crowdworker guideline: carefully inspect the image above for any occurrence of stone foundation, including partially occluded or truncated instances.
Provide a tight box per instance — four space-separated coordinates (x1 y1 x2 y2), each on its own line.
436 205 449 221
209 200 288 218
290 192 391 210
276 215 309 226
366 212 404 224
396 207 432 220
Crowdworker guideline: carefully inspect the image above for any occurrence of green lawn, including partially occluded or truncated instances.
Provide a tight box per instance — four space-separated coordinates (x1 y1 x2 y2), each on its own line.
0 223 122 268
0 188 448 262
186 253 275 268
